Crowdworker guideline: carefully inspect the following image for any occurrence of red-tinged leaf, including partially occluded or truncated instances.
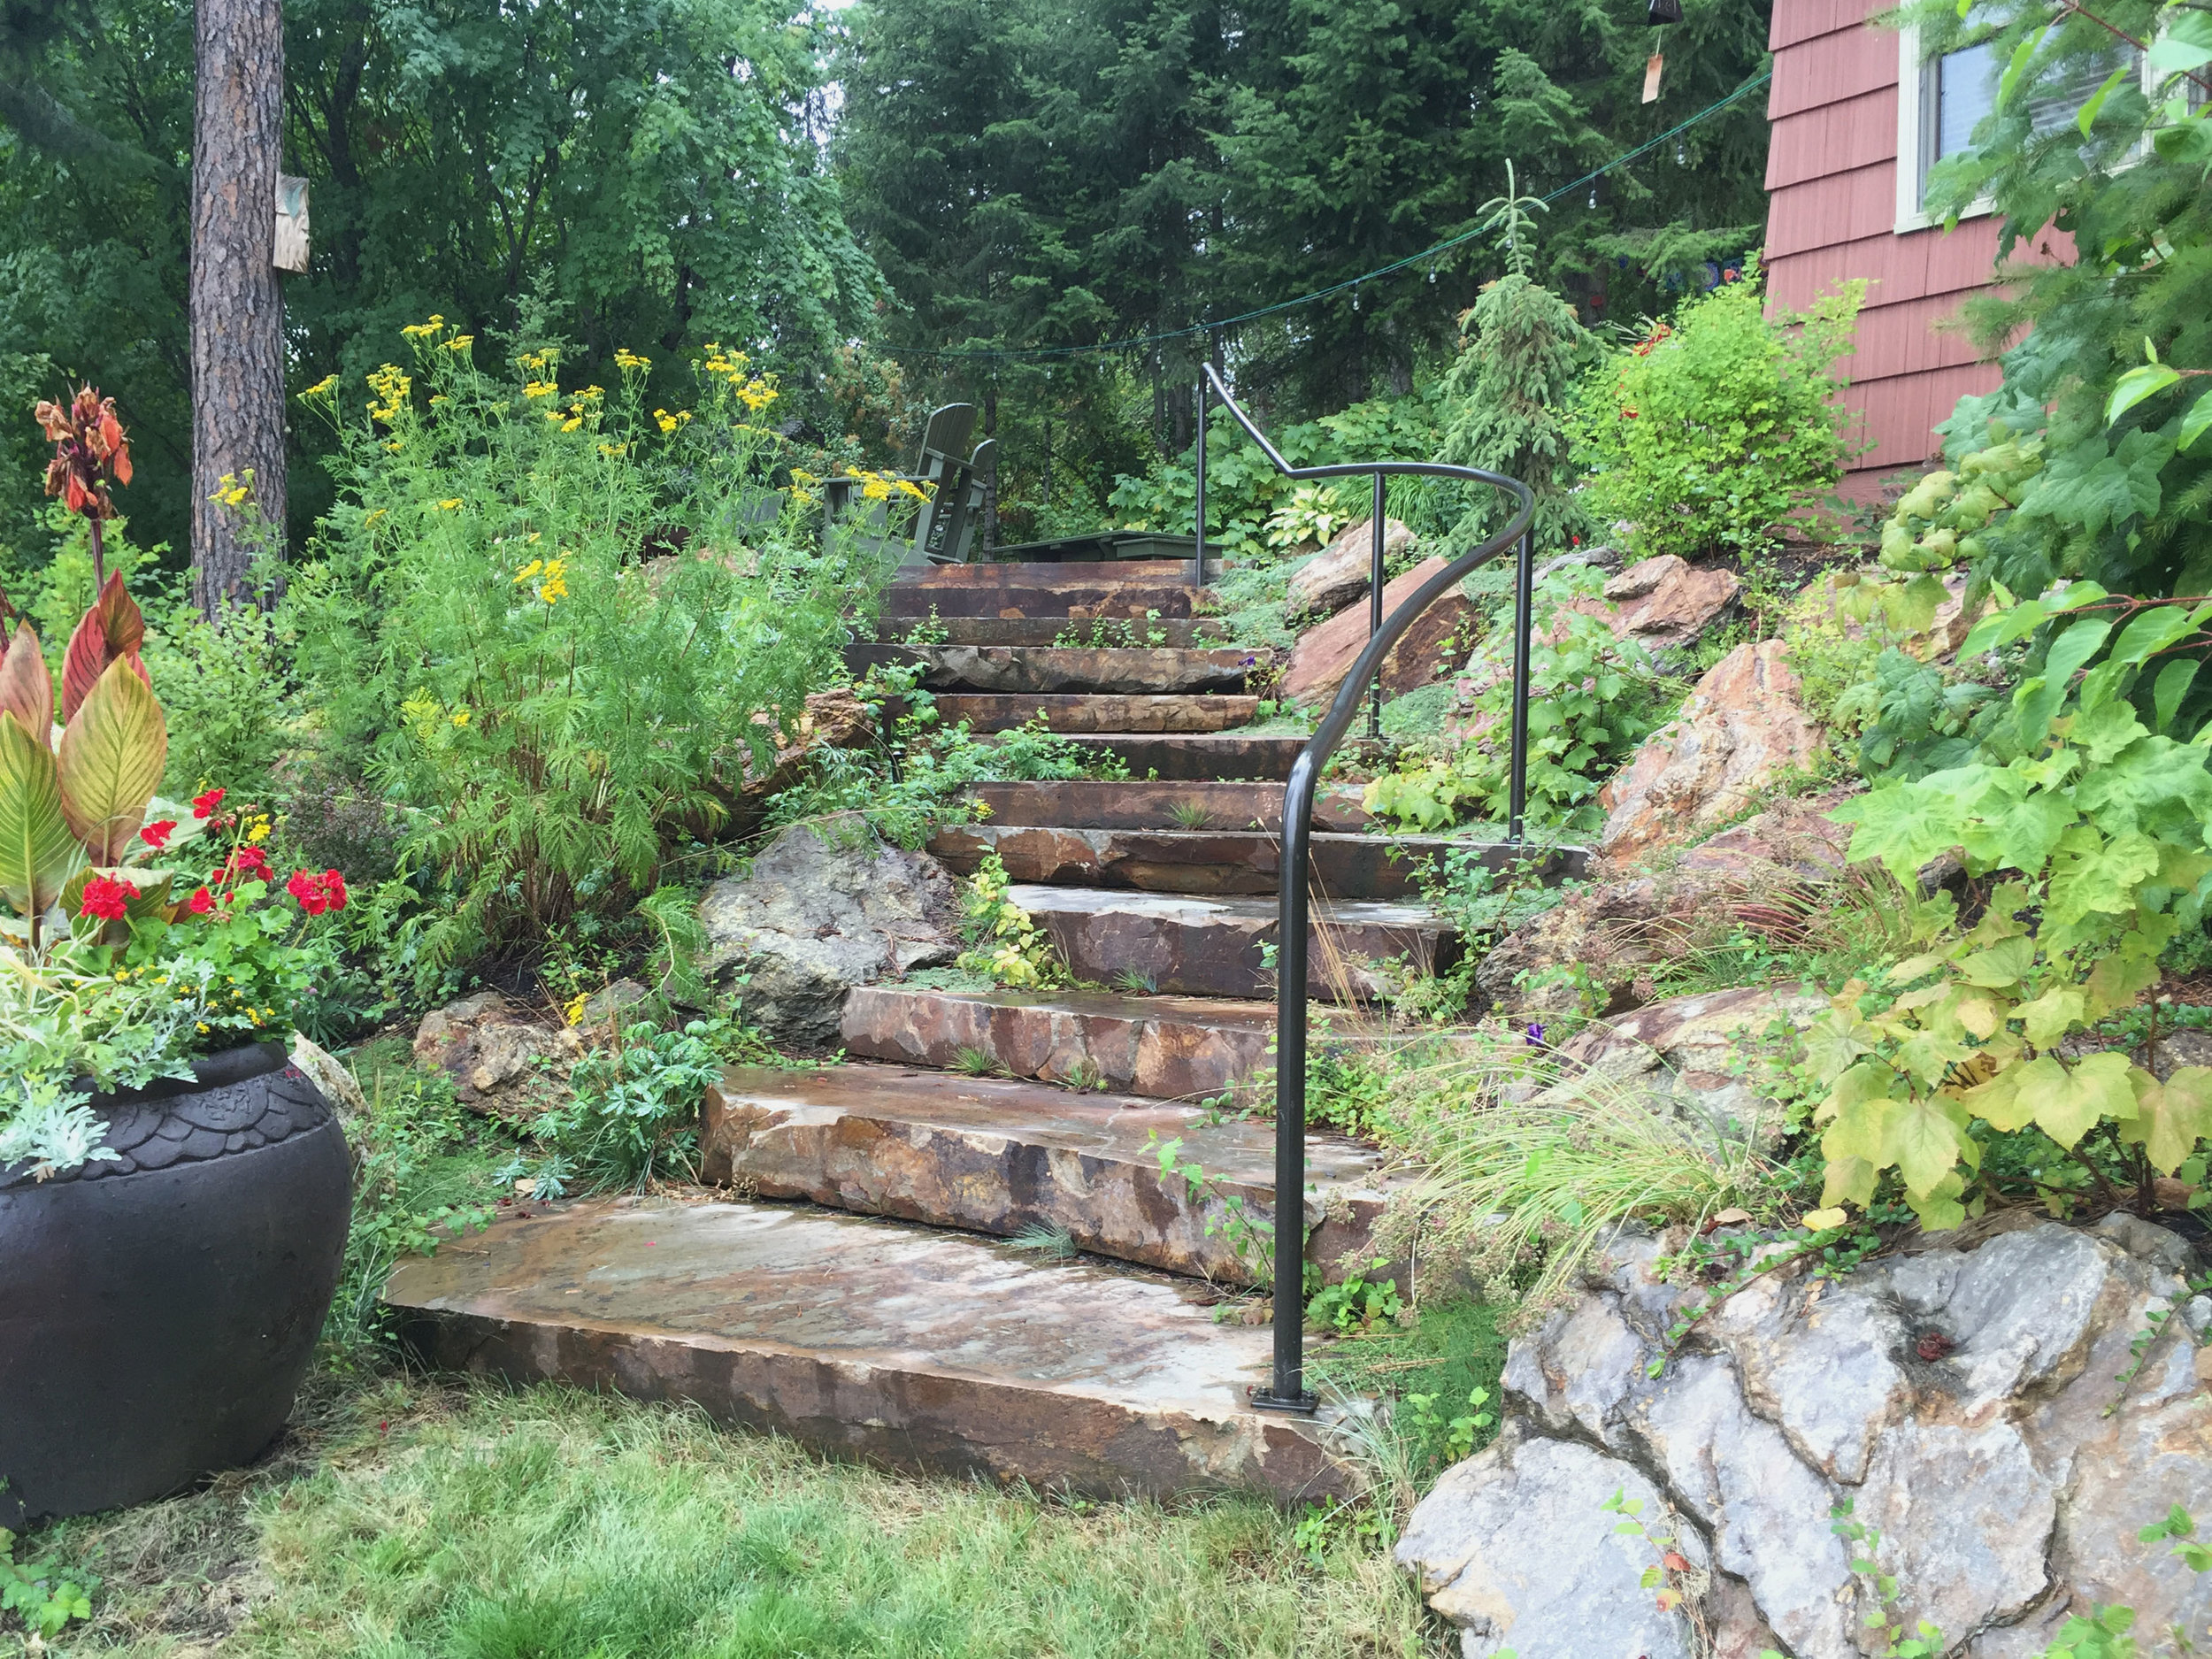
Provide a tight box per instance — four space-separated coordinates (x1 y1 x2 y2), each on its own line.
112 442 132 487
0 621 53 742
98 408 122 454
58 658 166 864
1663 1552 1692 1572
61 573 148 723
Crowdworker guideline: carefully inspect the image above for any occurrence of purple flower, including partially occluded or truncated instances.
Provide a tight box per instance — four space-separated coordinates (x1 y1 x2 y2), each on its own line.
1525 1022 1546 1047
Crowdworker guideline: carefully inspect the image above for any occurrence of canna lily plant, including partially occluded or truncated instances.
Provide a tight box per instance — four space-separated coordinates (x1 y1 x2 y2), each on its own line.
0 574 212 947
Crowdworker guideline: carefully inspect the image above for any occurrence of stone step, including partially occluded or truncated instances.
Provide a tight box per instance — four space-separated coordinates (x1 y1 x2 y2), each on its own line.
884 563 1203 621
875 617 1235 648
933 824 1472 900
964 779 1371 832
840 983 1280 1099
384 1195 1357 1504
933 694 1260 734
699 1063 1398 1286
1043 733 1312 781
1012 883 1456 1001
847 643 1270 695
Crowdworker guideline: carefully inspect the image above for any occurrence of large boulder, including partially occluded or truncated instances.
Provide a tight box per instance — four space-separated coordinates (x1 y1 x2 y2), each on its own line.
1552 983 1827 1143
698 821 959 1043
1285 516 1417 621
1597 640 1825 863
1401 1216 2212 1658
1280 556 1475 711
1477 790 1858 1018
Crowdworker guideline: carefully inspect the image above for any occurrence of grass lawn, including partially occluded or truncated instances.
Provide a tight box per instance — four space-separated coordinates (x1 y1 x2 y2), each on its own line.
33 1368 1441 1657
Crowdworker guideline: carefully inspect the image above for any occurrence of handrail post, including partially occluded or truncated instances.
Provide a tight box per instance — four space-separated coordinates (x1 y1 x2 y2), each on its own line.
1367 472 1385 742
1254 750 1317 1414
1191 378 1208 590
1507 526 1533 843
1193 364 1533 1419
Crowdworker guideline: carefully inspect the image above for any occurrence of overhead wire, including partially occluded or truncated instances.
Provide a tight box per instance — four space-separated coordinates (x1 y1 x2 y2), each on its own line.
876 67 1775 364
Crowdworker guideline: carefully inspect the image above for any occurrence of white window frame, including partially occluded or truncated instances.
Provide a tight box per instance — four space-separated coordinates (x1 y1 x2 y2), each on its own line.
1896 22 2168 234
1895 23 1998 233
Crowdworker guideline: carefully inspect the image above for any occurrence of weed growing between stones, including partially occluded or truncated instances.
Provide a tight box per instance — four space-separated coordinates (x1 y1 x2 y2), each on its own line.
953 851 1065 989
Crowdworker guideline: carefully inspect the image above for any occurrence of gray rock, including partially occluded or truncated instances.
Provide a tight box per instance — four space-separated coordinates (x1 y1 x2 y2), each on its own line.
1406 1218 2212 1658
1397 1427 1704 1659
697 822 958 1043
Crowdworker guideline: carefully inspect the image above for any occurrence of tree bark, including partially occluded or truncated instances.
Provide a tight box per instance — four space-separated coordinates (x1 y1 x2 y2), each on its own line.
189 0 287 613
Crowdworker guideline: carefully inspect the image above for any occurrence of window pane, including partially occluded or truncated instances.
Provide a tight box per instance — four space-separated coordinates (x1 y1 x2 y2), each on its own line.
2024 47 2133 135
1938 42 1999 157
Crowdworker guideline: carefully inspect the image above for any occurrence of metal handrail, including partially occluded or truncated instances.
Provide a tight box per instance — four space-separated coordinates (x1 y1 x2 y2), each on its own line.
1194 364 1536 1414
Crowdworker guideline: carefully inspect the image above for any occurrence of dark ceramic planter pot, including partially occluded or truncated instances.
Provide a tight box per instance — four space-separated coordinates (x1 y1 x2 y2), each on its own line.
0 1041 351 1526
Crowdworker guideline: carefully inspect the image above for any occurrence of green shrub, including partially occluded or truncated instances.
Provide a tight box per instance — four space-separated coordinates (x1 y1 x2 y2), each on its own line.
1576 267 1863 563
1438 272 1598 550
287 329 880 983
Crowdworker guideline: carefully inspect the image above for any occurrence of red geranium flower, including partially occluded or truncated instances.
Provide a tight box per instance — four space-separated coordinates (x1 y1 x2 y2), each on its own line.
140 818 177 850
79 874 139 921
188 886 215 915
229 844 272 882
287 868 350 916
191 787 225 819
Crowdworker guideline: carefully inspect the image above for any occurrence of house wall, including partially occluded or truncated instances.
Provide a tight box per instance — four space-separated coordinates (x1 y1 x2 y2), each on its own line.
1763 0 2010 495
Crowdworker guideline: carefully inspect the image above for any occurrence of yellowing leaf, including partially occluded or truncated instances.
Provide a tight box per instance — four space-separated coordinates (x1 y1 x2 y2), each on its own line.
2014 986 2087 1048
2085 944 2162 1018
1907 1170 1970 1232
2018 1050 2139 1149
1961 1057 2040 1132
1820 1153 1878 1210
1886 953 1948 985
1956 935 2036 987
1802 1207 1849 1231
1882 1093 1975 1198
2120 1066 2212 1173
1954 990 2005 1040
1894 1028 1974 1087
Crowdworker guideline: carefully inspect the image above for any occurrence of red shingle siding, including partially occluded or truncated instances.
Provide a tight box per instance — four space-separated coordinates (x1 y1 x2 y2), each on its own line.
1763 0 2008 486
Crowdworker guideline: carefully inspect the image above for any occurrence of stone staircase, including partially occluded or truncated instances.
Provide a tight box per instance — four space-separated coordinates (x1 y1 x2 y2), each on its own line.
383 557 1473 1506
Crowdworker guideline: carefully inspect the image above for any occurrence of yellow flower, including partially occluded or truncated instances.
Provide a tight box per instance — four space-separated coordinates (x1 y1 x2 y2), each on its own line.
537 557 570 605
526 531 541 543
614 349 650 371
302 373 340 399
247 819 271 844
791 467 820 486
196 1021 209 1033
564 992 588 1026
513 558 544 583
654 409 678 434
561 417 583 433
428 394 450 406
364 509 388 526
451 708 471 727
524 380 558 399
445 334 474 351
435 497 464 511
598 442 627 457
113 968 130 980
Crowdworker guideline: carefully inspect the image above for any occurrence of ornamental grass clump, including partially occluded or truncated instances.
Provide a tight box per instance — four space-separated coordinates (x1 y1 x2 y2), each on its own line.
289 326 892 983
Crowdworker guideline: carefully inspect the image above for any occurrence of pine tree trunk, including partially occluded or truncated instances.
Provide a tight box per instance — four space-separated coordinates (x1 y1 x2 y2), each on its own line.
188 0 287 613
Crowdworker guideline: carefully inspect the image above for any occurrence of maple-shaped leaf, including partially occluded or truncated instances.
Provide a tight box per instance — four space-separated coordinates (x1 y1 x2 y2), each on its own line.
1882 1092 1976 1198
60 572 150 724
1955 935 2036 987
2120 1065 2212 1174
1962 1057 2039 1132
2014 985 2087 1048
1820 1152 1878 1210
2016 1050 2139 1148
1905 1170 1970 1232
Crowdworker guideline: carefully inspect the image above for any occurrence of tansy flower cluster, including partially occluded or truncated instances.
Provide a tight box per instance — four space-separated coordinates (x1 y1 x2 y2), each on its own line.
547 386 604 433
700 343 779 411
512 556 569 605
366 365 412 425
400 314 448 340
210 472 251 508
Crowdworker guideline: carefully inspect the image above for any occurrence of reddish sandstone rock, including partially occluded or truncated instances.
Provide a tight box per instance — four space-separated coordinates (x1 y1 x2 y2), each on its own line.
1280 556 1474 711
1285 516 1417 620
1596 641 1824 863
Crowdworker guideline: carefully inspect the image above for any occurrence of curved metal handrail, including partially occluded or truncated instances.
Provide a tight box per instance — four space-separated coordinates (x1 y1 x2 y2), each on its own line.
1196 364 1536 1413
